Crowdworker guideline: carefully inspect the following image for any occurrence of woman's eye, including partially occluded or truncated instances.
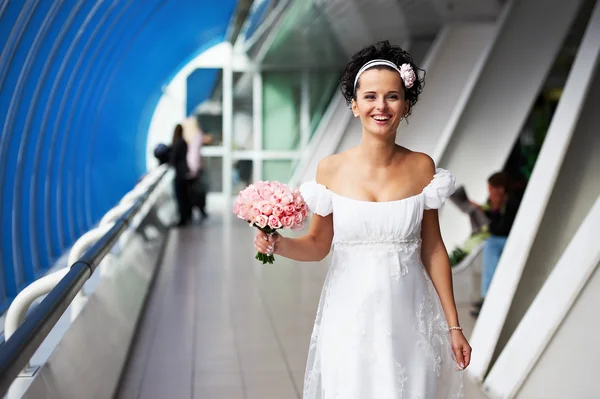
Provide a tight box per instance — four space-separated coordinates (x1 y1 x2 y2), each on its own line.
387 95 399 100
364 95 375 100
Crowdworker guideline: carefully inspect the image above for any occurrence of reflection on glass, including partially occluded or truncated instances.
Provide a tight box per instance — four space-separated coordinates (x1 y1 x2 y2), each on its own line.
187 67 223 147
196 113 223 147
262 72 302 150
263 160 293 183
201 156 223 193
233 159 253 194
233 72 254 150
310 71 340 136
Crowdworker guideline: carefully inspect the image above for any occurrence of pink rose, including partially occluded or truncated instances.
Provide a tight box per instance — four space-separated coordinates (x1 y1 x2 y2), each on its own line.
258 186 274 200
251 206 262 217
268 215 282 229
272 204 284 217
280 192 294 206
255 214 268 229
281 216 295 228
232 202 240 214
273 188 286 201
236 204 250 220
294 212 303 225
294 196 305 210
258 201 273 216
400 63 416 89
284 205 295 216
250 192 263 202
270 194 281 204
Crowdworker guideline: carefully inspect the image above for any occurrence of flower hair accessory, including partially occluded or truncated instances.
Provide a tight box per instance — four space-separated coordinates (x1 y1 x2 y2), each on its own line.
353 59 416 90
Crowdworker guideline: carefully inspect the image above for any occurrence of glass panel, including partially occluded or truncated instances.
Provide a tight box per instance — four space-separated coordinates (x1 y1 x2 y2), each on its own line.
233 158 254 194
262 72 302 150
197 113 223 147
189 68 223 147
233 72 254 150
201 156 223 193
263 160 293 183
262 1 347 67
309 70 340 136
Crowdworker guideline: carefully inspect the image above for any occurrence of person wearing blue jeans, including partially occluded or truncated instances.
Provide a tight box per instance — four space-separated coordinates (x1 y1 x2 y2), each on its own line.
481 235 508 297
471 172 521 317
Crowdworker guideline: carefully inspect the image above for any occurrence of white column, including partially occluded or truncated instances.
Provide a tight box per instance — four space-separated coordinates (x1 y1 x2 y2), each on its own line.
300 70 310 150
466 0 595 383
253 71 263 182
436 0 585 252
222 46 233 204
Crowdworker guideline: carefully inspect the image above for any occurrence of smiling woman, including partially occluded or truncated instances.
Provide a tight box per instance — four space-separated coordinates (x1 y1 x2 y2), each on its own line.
341 41 425 119
251 40 470 399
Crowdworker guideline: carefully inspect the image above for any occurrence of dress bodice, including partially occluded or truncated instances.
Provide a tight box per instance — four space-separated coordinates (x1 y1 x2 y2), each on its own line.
299 169 456 247
299 168 463 398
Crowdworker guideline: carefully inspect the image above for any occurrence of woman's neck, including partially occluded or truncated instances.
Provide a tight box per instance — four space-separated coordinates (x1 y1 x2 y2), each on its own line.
358 131 398 168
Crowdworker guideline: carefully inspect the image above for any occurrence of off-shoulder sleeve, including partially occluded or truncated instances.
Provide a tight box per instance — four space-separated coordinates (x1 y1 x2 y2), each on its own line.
299 181 333 216
423 168 456 210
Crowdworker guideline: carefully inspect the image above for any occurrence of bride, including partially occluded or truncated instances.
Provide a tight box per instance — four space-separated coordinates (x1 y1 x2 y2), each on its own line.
254 41 470 399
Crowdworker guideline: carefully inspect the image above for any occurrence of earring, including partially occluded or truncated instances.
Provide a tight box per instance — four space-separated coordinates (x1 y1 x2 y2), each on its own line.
354 113 359 118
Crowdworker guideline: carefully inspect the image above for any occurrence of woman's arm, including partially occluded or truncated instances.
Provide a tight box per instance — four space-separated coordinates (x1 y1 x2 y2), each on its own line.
421 209 460 327
417 154 471 369
421 208 471 369
254 158 335 262
272 213 333 262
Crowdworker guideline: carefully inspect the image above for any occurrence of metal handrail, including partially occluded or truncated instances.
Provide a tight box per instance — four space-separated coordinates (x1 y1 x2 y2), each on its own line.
0 165 170 397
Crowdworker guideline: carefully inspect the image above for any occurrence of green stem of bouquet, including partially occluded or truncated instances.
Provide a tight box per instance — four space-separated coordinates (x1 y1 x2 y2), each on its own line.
254 225 277 265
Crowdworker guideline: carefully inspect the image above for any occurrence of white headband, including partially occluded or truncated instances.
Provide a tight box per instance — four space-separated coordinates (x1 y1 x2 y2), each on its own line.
353 59 416 91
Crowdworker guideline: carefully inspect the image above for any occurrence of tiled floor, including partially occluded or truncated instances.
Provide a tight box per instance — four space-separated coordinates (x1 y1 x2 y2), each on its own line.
117 215 487 399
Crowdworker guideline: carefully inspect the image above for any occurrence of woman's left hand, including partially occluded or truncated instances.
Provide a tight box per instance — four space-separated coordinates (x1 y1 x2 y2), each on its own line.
450 330 472 370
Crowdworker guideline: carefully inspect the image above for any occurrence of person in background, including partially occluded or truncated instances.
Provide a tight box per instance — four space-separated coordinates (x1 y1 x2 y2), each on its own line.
184 117 209 219
471 171 522 317
153 143 171 165
170 124 192 226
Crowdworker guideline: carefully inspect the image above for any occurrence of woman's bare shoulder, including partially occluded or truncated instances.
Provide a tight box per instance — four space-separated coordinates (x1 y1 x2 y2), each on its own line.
316 152 349 186
398 147 436 185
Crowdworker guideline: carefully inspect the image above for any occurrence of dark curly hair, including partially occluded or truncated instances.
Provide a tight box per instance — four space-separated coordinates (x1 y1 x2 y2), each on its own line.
340 41 425 118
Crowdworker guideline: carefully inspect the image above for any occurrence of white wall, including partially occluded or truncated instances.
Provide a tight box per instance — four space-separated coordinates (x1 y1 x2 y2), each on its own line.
335 116 362 154
437 0 585 252
516 261 600 399
397 23 496 157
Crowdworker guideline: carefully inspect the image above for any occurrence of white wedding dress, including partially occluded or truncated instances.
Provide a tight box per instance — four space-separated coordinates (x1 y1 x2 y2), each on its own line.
299 168 464 399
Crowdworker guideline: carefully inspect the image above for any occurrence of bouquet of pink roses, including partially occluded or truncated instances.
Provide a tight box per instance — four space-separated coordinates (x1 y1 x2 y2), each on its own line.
233 181 308 264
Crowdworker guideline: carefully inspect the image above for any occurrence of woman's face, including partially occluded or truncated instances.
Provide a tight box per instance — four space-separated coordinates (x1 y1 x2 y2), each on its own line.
352 68 409 138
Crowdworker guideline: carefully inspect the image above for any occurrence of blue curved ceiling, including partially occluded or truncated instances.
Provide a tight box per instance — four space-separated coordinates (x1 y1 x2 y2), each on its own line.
0 0 238 309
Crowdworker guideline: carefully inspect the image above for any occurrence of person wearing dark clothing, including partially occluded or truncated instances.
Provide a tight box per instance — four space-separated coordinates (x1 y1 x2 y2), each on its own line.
153 143 171 165
472 172 522 316
484 193 521 237
170 124 192 226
